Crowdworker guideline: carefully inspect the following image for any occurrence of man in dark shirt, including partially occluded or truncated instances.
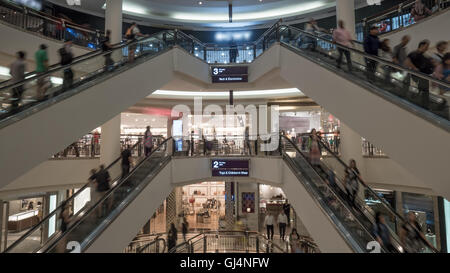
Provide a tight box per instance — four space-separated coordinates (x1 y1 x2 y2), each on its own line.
363 26 381 82
405 40 434 110
92 164 111 217
121 145 132 179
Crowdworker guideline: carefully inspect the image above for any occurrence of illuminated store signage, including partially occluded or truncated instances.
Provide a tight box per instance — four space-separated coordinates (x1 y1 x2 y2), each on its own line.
211 66 248 83
212 159 249 177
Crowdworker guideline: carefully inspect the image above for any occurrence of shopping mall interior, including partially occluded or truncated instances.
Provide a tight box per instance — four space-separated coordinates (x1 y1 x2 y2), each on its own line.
0 0 449 255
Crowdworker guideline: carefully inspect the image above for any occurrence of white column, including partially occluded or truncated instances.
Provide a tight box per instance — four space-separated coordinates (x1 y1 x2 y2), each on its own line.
105 0 123 44
336 0 356 38
100 115 121 177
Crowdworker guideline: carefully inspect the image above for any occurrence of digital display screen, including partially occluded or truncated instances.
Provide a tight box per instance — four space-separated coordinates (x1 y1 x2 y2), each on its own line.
211 159 249 177
211 66 248 83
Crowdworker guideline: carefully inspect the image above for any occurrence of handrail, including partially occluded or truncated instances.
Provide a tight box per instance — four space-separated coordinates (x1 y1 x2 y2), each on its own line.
315 135 438 252
137 237 167 253
42 137 172 253
280 25 450 90
3 138 145 253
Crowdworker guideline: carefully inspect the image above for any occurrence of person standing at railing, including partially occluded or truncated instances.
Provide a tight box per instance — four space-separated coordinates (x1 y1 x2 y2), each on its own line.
229 39 239 63
144 126 153 157
59 39 74 90
404 40 434 110
373 212 396 252
35 44 49 99
363 26 381 83
433 53 450 95
277 210 288 241
333 20 354 72
411 0 432 22
9 51 27 109
264 212 275 241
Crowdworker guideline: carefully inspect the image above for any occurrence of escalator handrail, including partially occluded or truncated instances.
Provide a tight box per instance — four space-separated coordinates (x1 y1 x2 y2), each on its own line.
3 139 144 253
42 137 173 253
137 237 167 253
315 135 439 252
279 24 450 90
280 135 386 253
0 30 168 92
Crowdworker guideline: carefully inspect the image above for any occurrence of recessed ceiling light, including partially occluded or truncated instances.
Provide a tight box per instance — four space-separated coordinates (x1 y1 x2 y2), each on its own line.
198 1 203 5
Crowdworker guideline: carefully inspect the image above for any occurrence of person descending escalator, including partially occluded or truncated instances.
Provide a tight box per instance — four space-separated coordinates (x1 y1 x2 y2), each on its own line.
144 126 153 157
373 212 396 252
363 26 381 83
102 30 114 70
182 217 189 242
344 159 361 208
9 51 27 110
121 145 132 179
333 20 354 72
380 39 393 85
91 165 112 218
400 211 436 253
59 39 74 90
307 129 322 167
35 44 50 99
168 222 178 252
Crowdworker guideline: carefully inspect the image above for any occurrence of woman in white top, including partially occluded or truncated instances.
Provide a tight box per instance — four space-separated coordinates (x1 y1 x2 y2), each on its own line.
277 211 288 241
264 213 275 240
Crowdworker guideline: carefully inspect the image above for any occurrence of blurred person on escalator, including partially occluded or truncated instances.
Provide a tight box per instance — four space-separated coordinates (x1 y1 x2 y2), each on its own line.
304 18 325 52
125 22 146 63
333 20 354 72
307 129 322 167
102 30 114 69
373 212 396 252
9 51 26 110
431 41 448 65
90 164 112 218
168 222 178 252
400 211 436 253
59 39 74 90
144 126 153 157
344 159 362 207
380 39 393 84
182 217 189 242
35 44 49 99
363 26 381 82
433 53 450 95
121 144 132 179
404 40 434 110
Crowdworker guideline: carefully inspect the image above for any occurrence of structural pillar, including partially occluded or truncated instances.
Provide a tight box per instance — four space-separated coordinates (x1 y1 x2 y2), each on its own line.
225 182 235 230
336 0 356 38
166 189 177 232
100 115 121 177
105 0 123 44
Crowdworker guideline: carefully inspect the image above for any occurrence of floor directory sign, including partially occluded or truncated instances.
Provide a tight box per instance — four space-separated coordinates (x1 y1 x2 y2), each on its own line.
211 159 249 177
211 66 248 83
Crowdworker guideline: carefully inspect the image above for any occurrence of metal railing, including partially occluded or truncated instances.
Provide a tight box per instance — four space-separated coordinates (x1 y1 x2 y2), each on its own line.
0 0 104 49
364 0 450 35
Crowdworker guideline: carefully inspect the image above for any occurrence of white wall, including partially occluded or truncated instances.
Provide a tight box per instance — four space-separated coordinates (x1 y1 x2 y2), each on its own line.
0 21 90 66
0 49 175 190
278 44 450 199
381 10 450 54
0 159 99 199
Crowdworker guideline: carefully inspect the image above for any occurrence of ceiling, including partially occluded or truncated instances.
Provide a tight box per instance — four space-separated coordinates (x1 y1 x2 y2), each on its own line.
47 0 341 29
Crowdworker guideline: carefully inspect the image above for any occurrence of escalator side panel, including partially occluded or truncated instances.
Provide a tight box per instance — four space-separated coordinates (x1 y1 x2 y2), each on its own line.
281 160 354 253
0 49 174 189
278 45 450 199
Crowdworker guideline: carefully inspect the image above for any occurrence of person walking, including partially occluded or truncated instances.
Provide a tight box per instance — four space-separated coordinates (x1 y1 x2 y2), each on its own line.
433 53 450 95
264 212 275 240
400 211 435 253
363 26 381 82
283 201 291 226
380 39 393 84
373 212 396 252
393 35 411 67
121 144 132 179
168 222 178 252
9 51 27 109
35 44 49 99
332 20 354 72
344 159 362 207
144 126 153 157
304 18 324 51
59 39 74 90
278 210 288 241
405 40 434 110
244 126 251 155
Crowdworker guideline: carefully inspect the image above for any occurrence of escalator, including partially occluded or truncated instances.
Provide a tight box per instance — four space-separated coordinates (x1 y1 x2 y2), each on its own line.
275 25 450 199
0 30 180 188
280 135 438 253
4 138 173 253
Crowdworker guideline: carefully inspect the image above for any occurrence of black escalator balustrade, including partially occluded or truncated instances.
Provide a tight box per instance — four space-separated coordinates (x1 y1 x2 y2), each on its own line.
4 138 172 253
0 30 177 128
277 25 450 127
280 135 438 253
